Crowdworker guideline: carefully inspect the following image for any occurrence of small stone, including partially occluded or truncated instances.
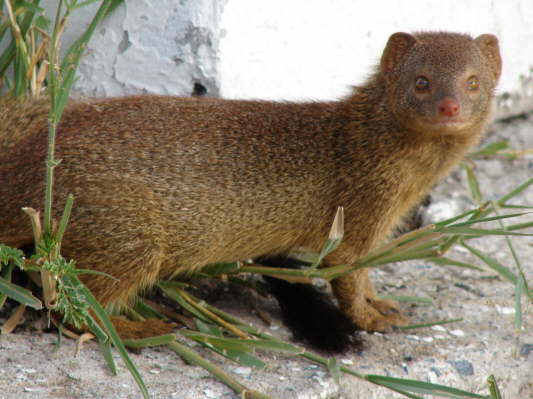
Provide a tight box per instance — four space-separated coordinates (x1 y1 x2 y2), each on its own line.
422 337 434 343
495 305 514 315
448 360 474 376
434 334 447 340
203 389 218 398
431 325 447 332
233 367 251 376
400 363 409 374
449 329 465 337
520 344 533 357
341 359 353 365
149 369 160 374
406 335 420 341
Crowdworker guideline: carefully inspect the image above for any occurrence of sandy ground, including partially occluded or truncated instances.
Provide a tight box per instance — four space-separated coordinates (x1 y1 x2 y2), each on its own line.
1 113 532 399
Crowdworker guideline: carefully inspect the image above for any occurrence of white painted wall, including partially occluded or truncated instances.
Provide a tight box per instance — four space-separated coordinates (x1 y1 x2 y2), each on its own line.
40 0 223 98
219 0 533 110
13 1 533 115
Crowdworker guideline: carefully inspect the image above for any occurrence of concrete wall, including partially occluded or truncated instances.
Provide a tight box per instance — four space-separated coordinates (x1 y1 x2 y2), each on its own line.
33 1 533 116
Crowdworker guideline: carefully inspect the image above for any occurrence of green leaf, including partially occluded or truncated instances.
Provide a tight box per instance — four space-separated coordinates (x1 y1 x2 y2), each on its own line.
197 262 241 276
397 318 463 331
461 242 517 284
16 1 44 13
181 330 267 369
0 245 25 269
326 357 341 385
312 206 344 267
470 140 510 157
487 375 502 399
64 274 149 399
439 226 533 237
100 340 118 376
0 276 42 309
447 212 530 228
428 257 483 271
158 283 211 324
366 375 489 398
515 276 523 329
497 177 533 205
463 163 483 204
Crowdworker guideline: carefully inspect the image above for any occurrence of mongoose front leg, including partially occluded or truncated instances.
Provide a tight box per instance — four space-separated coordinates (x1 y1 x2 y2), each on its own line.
330 268 407 332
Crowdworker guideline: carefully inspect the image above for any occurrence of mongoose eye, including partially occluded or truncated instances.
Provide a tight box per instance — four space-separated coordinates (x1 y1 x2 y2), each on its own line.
414 76 430 92
467 76 479 91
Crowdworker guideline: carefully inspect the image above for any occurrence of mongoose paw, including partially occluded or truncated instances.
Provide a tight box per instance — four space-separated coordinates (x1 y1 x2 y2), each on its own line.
110 316 177 340
349 297 407 332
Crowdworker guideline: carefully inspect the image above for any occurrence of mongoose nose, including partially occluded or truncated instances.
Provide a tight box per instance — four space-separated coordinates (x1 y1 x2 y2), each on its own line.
438 98 460 117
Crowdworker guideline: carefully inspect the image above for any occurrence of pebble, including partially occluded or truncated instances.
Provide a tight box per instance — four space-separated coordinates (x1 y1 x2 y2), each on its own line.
431 325 447 332
341 359 353 365
434 334 447 340
495 305 515 315
203 389 218 398
422 337 434 343
406 335 420 341
232 367 252 376
520 343 533 357
448 360 474 376
449 329 465 337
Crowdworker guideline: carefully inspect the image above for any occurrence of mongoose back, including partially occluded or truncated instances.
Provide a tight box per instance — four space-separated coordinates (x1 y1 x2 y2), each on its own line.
0 32 501 343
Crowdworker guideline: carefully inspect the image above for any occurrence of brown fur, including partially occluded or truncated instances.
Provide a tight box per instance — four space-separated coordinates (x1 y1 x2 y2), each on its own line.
0 32 501 339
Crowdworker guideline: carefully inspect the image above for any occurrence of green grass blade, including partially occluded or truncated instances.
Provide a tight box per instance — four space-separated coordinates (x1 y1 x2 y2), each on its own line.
428 257 483 271
0 276 42 309
497 177 533 205
65 274 149 399
312 206 344 268
487 375 502 399
469 140 510 158
461 242 517 284
326 357 342 385
463 163 483 204
446 212 530 227
99 340 118 376
397 318 463 331
365 375 489 398
515 277 523 329
167 341 274 399
434 209 478 228
439 226 532 236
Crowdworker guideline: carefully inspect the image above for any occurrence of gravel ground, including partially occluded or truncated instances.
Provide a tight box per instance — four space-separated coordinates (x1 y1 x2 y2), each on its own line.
0 112 532 399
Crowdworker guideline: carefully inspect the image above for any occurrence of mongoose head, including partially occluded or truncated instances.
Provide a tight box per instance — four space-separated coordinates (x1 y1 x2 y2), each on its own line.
380 31 501 137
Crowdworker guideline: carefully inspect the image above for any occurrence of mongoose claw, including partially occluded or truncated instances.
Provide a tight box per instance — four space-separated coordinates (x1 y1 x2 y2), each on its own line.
349 297 408 333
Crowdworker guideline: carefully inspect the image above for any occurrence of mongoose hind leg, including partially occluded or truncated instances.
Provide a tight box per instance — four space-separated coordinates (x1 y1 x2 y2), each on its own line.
331 268 407 332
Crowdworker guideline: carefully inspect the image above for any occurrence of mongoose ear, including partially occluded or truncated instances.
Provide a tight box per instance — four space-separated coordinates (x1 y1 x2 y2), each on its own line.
380 32 418 75
474 34 502 82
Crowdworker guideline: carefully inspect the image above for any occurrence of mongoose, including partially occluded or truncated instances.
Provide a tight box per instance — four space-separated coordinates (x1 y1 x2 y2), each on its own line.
0 32 501 344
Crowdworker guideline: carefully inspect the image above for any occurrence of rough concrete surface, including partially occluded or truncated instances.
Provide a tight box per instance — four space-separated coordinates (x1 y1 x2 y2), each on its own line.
0 114 532 399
